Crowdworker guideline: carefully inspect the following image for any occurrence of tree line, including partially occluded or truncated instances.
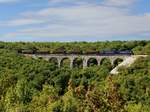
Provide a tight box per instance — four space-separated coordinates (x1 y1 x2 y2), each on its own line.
0 41 150 55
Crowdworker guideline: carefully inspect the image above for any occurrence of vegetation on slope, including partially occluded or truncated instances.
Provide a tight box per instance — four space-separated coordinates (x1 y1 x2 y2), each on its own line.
0 41 150 112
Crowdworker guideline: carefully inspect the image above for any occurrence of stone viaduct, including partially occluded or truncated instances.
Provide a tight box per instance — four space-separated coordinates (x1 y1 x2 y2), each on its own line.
24 54 130 68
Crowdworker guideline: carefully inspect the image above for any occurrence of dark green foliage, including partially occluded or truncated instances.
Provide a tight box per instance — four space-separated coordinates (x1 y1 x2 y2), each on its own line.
73 58 83 68
87 58 98 67
0 41 150 112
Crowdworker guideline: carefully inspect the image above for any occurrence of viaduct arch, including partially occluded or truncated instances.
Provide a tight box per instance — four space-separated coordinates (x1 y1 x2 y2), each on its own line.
27 54 128 68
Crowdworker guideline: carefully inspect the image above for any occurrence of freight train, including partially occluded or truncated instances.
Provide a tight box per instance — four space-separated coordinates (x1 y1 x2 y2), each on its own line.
19 49 133 56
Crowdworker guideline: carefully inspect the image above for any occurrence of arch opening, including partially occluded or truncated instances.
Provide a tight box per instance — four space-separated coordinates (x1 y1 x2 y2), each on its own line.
100 58 112 69
73 58 83 68
60 58 71 68
49 57 58 67
38 57 43 60
113 58 124 67
87 58 98 67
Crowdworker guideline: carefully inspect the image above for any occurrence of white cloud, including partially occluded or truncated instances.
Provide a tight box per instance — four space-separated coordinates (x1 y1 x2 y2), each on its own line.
1 19 44 27
49 0 67 3
1 1 150 41
49 0 89 3
48 0 99 6
103 0 136 6
48 0 136 7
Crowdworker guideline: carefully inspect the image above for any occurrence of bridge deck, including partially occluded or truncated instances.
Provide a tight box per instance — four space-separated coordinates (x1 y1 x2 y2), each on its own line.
23 54 148 74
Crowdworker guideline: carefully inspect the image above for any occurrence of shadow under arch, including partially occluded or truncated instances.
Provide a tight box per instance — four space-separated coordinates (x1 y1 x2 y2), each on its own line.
73 57 83 68
100 58 112 66
87 58 98 67
113 58 124 67
60 57 71 68
38 57 44 60
49 57 59 67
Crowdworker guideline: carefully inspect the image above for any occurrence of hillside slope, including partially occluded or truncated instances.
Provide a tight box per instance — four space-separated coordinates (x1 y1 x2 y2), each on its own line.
0 49 150 112
111 55 148 74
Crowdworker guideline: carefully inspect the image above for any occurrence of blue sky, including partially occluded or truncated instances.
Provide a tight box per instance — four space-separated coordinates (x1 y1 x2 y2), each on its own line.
0 0 150 42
